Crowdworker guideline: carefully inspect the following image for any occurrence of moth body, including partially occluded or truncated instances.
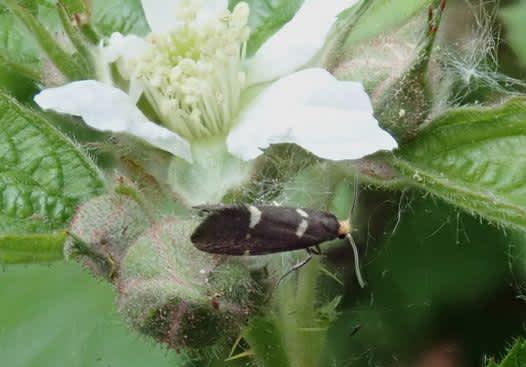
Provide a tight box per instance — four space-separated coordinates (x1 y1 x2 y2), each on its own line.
191 205 350 255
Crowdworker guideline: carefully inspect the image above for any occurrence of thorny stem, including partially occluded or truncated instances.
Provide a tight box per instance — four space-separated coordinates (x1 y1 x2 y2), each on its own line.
428 0 447 35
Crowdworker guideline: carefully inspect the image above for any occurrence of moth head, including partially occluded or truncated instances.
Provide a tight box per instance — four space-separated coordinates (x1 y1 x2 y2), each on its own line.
337 219 352 238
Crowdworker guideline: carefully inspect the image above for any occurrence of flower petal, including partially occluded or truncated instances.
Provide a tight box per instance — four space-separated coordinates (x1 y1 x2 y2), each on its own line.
34 80 192 162
245 0 359 86
195 0 228 25
100 33 151 65
227 68 397 160
141 0 228 33
141 0 183 33
98 33 152 89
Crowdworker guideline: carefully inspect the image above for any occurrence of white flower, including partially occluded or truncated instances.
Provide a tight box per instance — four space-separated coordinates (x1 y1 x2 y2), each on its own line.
34 0 396 164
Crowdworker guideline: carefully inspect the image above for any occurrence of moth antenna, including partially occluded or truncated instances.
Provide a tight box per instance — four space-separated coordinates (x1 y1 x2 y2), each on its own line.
350 175 359 215
346 233 366 288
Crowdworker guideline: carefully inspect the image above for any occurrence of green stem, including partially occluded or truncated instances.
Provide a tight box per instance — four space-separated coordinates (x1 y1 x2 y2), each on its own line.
243 316 291 367
56 1 95 77
242 255 326 367
79 23 102 45
5 0 88 81
279 258 325 367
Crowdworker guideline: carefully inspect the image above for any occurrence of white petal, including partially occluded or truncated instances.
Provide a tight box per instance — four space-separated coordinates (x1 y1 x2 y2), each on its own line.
100 33 151 64
227 68 396 161
96 33 150 85
98 33 149 100
245 0 359 85
195 0 228 25
34 80 192 162
127 80 142 104
98 33 152 88
141 0 228 33
141 0 182 33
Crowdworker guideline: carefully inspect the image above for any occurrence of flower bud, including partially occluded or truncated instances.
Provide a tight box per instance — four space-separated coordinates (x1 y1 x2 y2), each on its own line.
373 2 445 141
325 2 446 142
329 22 417 101
118 218 264 351
65 181 150 281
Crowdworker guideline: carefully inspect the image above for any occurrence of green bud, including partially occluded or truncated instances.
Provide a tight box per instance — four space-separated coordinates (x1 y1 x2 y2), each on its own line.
374 1 445 141
65 182 151 281
325 2 417 95
323 1 420 95
331 27 416 97
325 2 446 142
118 218 265 351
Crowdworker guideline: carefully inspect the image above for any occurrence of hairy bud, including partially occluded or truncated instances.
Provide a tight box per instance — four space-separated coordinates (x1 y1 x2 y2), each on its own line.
118 218 265 351
374 1 445 141
65 181 151 281
325 2 446 142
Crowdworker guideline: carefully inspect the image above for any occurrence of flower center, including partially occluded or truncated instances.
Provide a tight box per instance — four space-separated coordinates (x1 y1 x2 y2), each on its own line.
132 1 249 140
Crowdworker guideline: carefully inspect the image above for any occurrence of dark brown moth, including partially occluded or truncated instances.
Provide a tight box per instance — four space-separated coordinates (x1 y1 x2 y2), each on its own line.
191 204 364 287
191 205 350 255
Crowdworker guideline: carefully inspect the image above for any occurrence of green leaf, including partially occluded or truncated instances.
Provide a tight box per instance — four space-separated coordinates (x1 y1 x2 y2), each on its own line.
0 0 92 89
487 339 526 367
92 0 148 37
229 0 303 56
18 0 84 14
5 0 90 80
501 2 526 67
342 0 431 47
366 196 508 310
0 232 65 263
323 195 512 366
393 97 526 231
353 152 411 188
0 5 41 69
0 263 187 366
0 91 104 261
0 63 39 101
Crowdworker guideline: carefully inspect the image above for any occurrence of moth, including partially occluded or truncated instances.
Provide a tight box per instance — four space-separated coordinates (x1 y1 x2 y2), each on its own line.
191 204 365 286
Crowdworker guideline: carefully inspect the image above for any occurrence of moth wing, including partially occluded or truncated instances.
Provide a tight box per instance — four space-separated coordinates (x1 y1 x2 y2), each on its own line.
192 204 227 216
191 205 252 255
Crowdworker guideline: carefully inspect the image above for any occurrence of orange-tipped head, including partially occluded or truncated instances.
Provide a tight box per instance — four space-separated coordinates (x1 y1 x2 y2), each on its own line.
337 219 351 237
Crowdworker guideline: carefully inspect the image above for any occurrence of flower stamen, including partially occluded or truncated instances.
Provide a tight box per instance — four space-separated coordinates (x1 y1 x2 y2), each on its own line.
129 2 250 141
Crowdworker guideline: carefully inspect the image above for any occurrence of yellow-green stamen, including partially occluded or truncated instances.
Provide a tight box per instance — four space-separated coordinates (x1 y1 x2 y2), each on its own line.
130 1 250 141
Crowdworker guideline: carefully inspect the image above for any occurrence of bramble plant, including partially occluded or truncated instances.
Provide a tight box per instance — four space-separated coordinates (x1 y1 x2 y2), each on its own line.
1 0 526 366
